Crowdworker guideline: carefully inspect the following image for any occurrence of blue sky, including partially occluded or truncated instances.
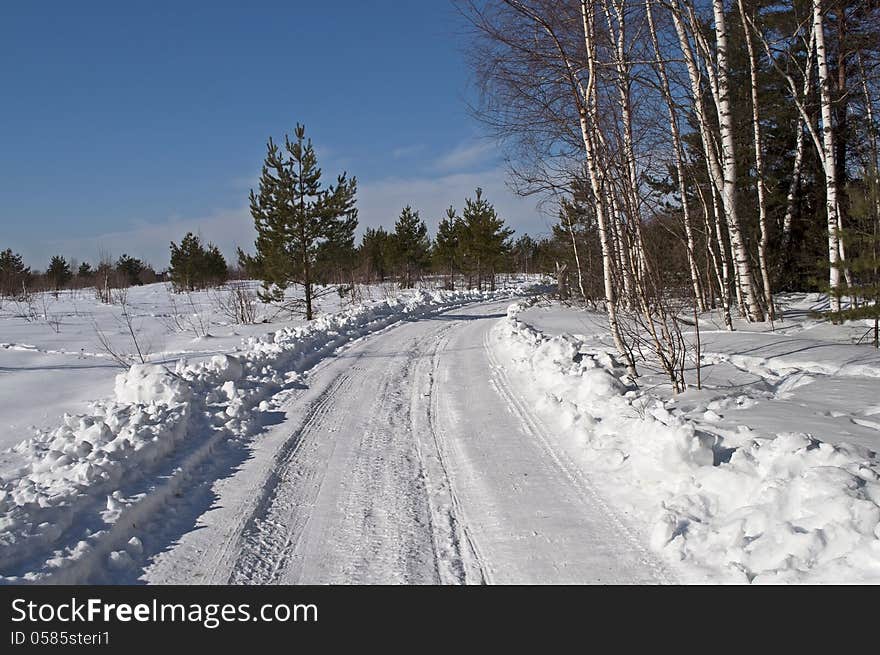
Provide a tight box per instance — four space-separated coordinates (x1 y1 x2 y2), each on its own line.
0 0 549 269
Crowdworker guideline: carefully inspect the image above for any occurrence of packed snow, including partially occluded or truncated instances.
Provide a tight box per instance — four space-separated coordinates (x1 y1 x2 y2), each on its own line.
496 294 880 583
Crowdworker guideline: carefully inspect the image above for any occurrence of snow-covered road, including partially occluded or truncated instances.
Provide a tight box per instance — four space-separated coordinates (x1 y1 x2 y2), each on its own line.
144 300 669 584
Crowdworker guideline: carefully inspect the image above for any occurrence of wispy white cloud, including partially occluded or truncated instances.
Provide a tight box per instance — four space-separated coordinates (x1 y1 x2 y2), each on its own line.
432 141 496 173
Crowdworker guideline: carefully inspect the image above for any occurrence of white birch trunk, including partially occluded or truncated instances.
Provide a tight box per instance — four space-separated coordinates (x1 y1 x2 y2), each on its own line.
695 181 734 329
669 0 736 325
712 0 764 321
577 1 635 373
564 209 588 302
813 0 843 313
736 0 774 320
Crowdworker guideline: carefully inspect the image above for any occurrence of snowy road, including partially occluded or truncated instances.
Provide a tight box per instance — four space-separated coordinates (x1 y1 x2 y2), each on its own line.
144 300 670 585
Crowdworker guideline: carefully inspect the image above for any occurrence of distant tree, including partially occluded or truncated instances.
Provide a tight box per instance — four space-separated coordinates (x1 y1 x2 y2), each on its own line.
313 217 357 286
246 123 357 320
170 232 203 291
433 207 463 289
203 244 228 285
510 234 538 276
460 188 513 291
236 248 263 280
0 249 31 297
115 254 146 287
76 260 97 289
169 232 228 291
391 205 430 288
47 255 72 291
359 227 392 283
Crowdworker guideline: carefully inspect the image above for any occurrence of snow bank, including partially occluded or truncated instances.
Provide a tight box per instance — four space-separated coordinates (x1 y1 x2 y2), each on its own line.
114 364 193 405
0 285 530 583
496 300 880 583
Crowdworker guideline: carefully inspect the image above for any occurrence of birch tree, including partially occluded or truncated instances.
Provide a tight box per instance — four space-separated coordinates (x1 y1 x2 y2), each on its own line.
814 0 844 313
736 0 774 320
710 0 764 321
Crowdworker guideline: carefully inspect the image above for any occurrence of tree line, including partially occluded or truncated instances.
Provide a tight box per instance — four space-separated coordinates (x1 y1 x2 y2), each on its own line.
237 123 518 320
0 248 160 299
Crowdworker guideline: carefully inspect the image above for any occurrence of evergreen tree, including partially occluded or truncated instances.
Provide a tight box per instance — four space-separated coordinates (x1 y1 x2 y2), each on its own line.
360 227 392 283
247 124 357 320
433 207 463 290
460 188 513 291
391 205 430 288
169 232 228 291
0 249 30 297
313 213 357 286
204 244 228 286
511 234 539 276
236 248 263 280
47 255 72 291
77 261 93 278
116 254 146 287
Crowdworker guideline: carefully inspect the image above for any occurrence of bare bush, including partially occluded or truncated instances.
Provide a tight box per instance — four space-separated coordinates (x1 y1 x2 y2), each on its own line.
160 291 212 338
93 293 152 368
210 282 259 325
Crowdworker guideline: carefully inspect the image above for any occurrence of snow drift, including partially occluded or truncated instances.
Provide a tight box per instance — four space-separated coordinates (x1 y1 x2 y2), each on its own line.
496 300 880 583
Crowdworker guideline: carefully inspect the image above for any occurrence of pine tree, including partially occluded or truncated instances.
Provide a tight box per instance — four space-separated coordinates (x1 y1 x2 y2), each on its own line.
204 244 228 287
247 124 357 320
236 248 263 280
460 188 513 291
169 232 228 291
391 205 430 288
360 227 391 283
77 262 93 278
433 207 463 290
170 233 201 291
511 234 538 276
313 211 357 286
0 249 30 297
116 254 146 287
47 255 72 291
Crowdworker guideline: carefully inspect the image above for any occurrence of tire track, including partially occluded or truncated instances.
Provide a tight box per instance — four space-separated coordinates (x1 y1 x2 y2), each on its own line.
229 318 461 584
226 369 357 584
483 328 673 584
408 322 490 585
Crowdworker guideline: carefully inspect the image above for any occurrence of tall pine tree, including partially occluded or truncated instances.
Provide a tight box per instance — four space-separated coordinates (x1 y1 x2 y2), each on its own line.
391 205 430 288
360 227 392 283
247 124 357 320
0 249 31 297
433 207 463 290
47 255 72 291
169 232 228 291
460 188 513 291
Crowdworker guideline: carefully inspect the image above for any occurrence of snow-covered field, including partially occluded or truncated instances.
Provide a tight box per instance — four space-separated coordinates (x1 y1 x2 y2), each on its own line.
0 282 409 449
500 293 880 583
2 283 878 584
